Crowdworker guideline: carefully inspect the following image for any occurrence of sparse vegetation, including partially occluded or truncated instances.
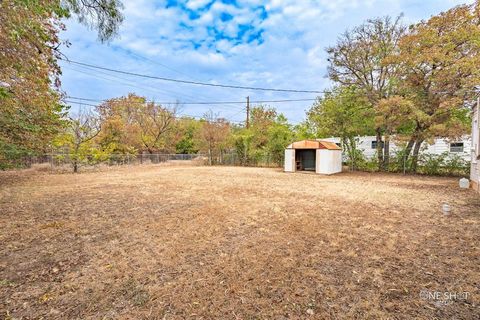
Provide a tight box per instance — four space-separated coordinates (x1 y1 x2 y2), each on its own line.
1 165 479 319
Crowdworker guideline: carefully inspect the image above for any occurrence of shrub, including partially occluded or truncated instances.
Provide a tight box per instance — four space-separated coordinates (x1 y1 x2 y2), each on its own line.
417 152 469 176
418 153 446 175
345 148 367 171
352 150 469 177
356 157 379 172
444 154 469 176
387 148 413 173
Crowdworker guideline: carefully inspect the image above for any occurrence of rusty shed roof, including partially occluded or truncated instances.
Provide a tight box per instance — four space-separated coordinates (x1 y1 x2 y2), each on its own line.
286 140 341 150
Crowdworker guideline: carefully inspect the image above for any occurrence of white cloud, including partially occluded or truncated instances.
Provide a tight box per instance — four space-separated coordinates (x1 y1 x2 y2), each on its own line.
185 0 211 10
59 0 468 122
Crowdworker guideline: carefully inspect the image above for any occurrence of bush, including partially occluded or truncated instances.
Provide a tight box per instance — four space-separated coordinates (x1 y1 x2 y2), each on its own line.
444 154 469 176
352 150 470 177
345 148 367 171
417 152 469 176
356 157 379 172
387 149 412 173
418 153 446 175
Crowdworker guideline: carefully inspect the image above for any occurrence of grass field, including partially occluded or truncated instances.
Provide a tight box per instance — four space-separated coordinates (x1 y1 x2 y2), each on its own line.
1 165 479 319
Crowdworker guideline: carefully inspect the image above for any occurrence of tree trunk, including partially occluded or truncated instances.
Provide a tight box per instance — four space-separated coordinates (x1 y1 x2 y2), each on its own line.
208 144 212 166
349 136 358 171
342 137 351 170
404 138 415 162
243 141 248 166
398 137 415 174
73 144 80 173
402 138 415 173
147 148 154 163
383 135 390 171
375 129 383 170
410 139 424 173
342 137 357 171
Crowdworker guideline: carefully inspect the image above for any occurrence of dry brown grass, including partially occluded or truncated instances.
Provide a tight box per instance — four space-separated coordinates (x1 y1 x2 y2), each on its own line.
0 165 479 319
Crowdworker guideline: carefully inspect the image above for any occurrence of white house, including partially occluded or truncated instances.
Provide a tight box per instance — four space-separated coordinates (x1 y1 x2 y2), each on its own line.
471 98 480 192
322 136 472 161
284 140 342 175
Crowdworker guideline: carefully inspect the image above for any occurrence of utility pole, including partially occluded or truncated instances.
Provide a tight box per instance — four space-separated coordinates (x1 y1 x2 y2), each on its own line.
246 96 250 129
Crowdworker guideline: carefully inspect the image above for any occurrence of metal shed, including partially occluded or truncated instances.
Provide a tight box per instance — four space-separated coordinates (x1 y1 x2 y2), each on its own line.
284 140 342 175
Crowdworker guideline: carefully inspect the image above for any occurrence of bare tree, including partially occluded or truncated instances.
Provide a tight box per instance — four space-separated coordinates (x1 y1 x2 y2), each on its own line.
326 15 406 169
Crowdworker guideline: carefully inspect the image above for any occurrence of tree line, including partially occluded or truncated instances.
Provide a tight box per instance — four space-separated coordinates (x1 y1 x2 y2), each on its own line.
305 4 480 172
54 95 294 172
1 0 479 172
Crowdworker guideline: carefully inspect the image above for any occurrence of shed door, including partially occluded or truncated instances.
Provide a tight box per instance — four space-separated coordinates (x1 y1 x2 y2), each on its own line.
296 149 316 171
302 150 315 170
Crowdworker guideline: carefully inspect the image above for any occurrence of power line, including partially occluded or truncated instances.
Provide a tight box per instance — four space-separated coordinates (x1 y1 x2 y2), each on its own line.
65 100 245 124
63 95 316 125
224 106 249 121
63 64 245 109
116 48 274 105
80 59 247 105
119 48 204 82
120 50 246 104
66 96 317 105
60 57 325 94
63 64 249 111
63 100 245 124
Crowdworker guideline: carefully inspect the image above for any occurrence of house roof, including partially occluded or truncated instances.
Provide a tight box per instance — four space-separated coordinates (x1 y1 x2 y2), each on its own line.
286 140 341 150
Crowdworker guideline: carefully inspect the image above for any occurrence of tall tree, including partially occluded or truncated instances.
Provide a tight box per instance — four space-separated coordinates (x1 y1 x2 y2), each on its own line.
174 117 200 154
326 16 406 169
249 105 278 160
96 94 145 154
0 0 67 168
135 102 177 154
53 110 101 172
375 96 416 168
97 96 185 156
389 1 479 171
0 0 123 168
232 106 293 166
306 86 374 170
265 114 293 166
198 111 230 165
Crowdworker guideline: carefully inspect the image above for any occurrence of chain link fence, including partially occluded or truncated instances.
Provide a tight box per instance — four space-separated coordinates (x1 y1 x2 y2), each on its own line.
206 151 283 168
19 153 206 170
11 151 284 172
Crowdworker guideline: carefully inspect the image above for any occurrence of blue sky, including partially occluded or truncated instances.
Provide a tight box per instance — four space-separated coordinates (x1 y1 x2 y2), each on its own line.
59 0 473 124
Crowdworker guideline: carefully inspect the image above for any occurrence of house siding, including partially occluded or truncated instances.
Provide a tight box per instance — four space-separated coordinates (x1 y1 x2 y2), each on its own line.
322 136 472 162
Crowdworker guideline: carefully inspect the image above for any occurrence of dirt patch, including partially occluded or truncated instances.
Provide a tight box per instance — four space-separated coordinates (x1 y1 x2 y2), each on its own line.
1 165 479 319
